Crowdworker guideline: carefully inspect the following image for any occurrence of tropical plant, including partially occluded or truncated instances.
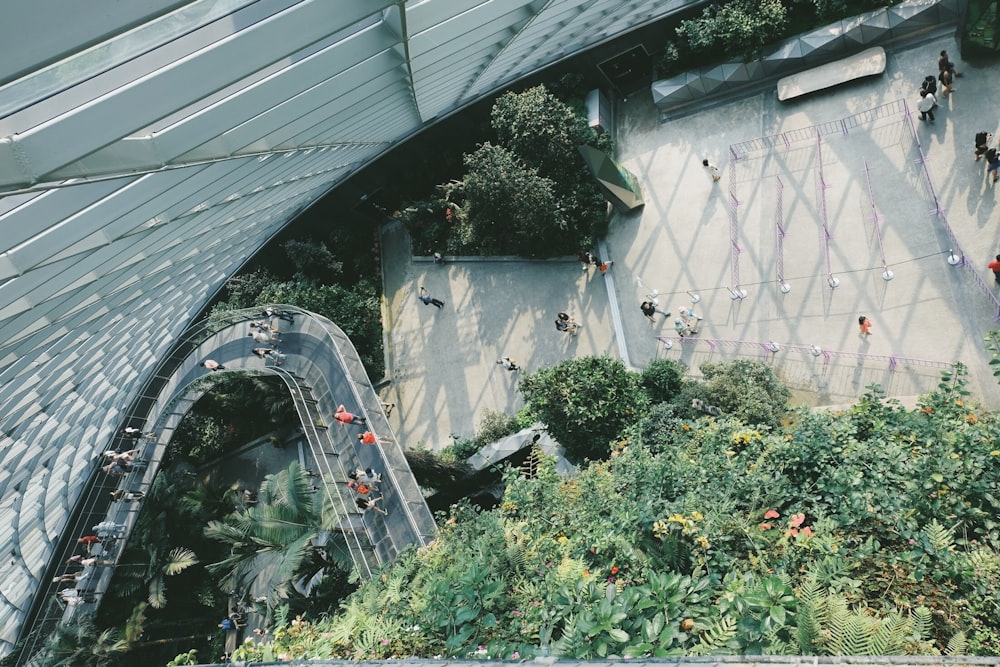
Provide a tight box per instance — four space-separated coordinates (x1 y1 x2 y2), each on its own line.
691 359 791 428
204 461 341 605
38 616 126 667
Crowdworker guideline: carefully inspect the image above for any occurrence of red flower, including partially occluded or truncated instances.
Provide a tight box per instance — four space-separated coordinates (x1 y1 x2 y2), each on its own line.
789 513 805 528
610 565 619 574
800 526 814 537
764 509 780 519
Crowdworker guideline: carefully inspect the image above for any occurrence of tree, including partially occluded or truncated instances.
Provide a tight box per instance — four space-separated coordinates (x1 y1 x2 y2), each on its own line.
282 239 343 283
39 616 126 667
112 474 206 611
255 280 383 378
204 461 339 605
693 359 791 428
641 358 687 404
491 85 611 186
676 0 789 61
452 142 569 256
519 356 650 463
490 85 612 251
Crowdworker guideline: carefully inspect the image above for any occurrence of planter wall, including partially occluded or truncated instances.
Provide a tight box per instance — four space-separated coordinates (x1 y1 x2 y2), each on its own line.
651 0 961 112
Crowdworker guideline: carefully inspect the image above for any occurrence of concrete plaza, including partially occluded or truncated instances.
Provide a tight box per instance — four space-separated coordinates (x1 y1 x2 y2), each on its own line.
380 29 1000 451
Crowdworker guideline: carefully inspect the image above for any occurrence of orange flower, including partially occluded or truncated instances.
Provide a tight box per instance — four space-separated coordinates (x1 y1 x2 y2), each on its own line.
758 522 772 531
786 528 798 537
764 509 780 519
611 565 619 574
800 526 814 537
922 407 934 414
789 513 805 528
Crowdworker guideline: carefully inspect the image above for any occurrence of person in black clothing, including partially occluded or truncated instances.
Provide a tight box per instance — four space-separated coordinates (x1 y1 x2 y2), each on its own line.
975 131 993 161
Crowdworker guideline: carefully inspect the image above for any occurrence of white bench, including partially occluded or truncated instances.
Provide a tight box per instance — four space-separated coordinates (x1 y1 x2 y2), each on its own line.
777 46 886 102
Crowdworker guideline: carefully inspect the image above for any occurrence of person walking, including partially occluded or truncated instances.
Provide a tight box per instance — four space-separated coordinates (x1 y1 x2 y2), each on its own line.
249 330 279 344
418 286 445 309
110 489 144 502
356 431 377 445
578 251 596 271
987 148 1000 184
356 495 388 516
917 89 936 122
938 50 960 79
103 462 135 476
77 535 102 553
702 158 721 182
975 131 992 161
677 305 702 334
989 255 1000 284
496 357 520 372
263 307 295 324
938 67 955 96
334 404 367 426
921 74 937 98
858 315 873 336
555 312 580 335
122 427 153 440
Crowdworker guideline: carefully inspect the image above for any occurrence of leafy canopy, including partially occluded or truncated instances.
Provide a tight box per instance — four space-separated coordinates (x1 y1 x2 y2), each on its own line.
519 355 650 463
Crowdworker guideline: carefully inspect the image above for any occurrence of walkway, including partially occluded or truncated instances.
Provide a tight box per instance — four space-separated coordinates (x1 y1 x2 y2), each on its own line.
18 307 435 665
381 29 1000 453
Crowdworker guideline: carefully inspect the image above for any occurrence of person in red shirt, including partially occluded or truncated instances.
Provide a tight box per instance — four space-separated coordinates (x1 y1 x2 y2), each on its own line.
77 535 101 553
988 255 1000 284
356 431 377 445
333 404 367 426
858 315 873 336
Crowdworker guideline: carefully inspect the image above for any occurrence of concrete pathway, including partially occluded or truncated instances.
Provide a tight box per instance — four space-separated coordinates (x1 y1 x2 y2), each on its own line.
380 29 1000 452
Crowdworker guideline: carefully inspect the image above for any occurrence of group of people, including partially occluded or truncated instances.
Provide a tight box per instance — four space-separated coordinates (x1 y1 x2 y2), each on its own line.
332 406 390 516
577 250 614 274
673 305 703 337
916 50 960 123
554 311 581 336
347 467 388 515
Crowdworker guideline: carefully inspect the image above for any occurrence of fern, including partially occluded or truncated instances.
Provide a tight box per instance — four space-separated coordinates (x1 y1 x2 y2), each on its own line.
796 578 824 654
869 612 907 655
762 628 796 655
822 595 850 655
830 611 874 655
923 520 954 555
381 572 405 607
911 605 932 643
690 615 738 655
946 631 968 656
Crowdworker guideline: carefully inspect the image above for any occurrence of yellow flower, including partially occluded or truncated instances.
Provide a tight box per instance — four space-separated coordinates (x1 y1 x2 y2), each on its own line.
989 450 1000 456
696 536 709 549
667 513 687 525
691 511 704 521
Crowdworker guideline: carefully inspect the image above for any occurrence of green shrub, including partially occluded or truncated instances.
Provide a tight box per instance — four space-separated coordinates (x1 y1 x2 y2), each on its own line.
641 358 687 404
519 356 650 463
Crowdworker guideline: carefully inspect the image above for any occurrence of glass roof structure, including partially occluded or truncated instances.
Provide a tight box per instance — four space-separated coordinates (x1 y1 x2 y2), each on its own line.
0 0 698 654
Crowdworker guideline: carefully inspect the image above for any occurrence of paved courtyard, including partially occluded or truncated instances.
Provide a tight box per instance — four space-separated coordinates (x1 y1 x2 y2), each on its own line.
380 29 1000 451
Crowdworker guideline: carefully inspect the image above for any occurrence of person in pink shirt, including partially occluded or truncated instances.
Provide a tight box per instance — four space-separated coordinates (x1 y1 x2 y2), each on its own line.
333 404 367 426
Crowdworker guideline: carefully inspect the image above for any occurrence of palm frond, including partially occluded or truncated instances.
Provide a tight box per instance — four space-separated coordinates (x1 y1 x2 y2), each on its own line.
163 547 199 576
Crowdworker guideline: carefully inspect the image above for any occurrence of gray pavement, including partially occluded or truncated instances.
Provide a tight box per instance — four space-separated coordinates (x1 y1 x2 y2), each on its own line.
381 29 1000 452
